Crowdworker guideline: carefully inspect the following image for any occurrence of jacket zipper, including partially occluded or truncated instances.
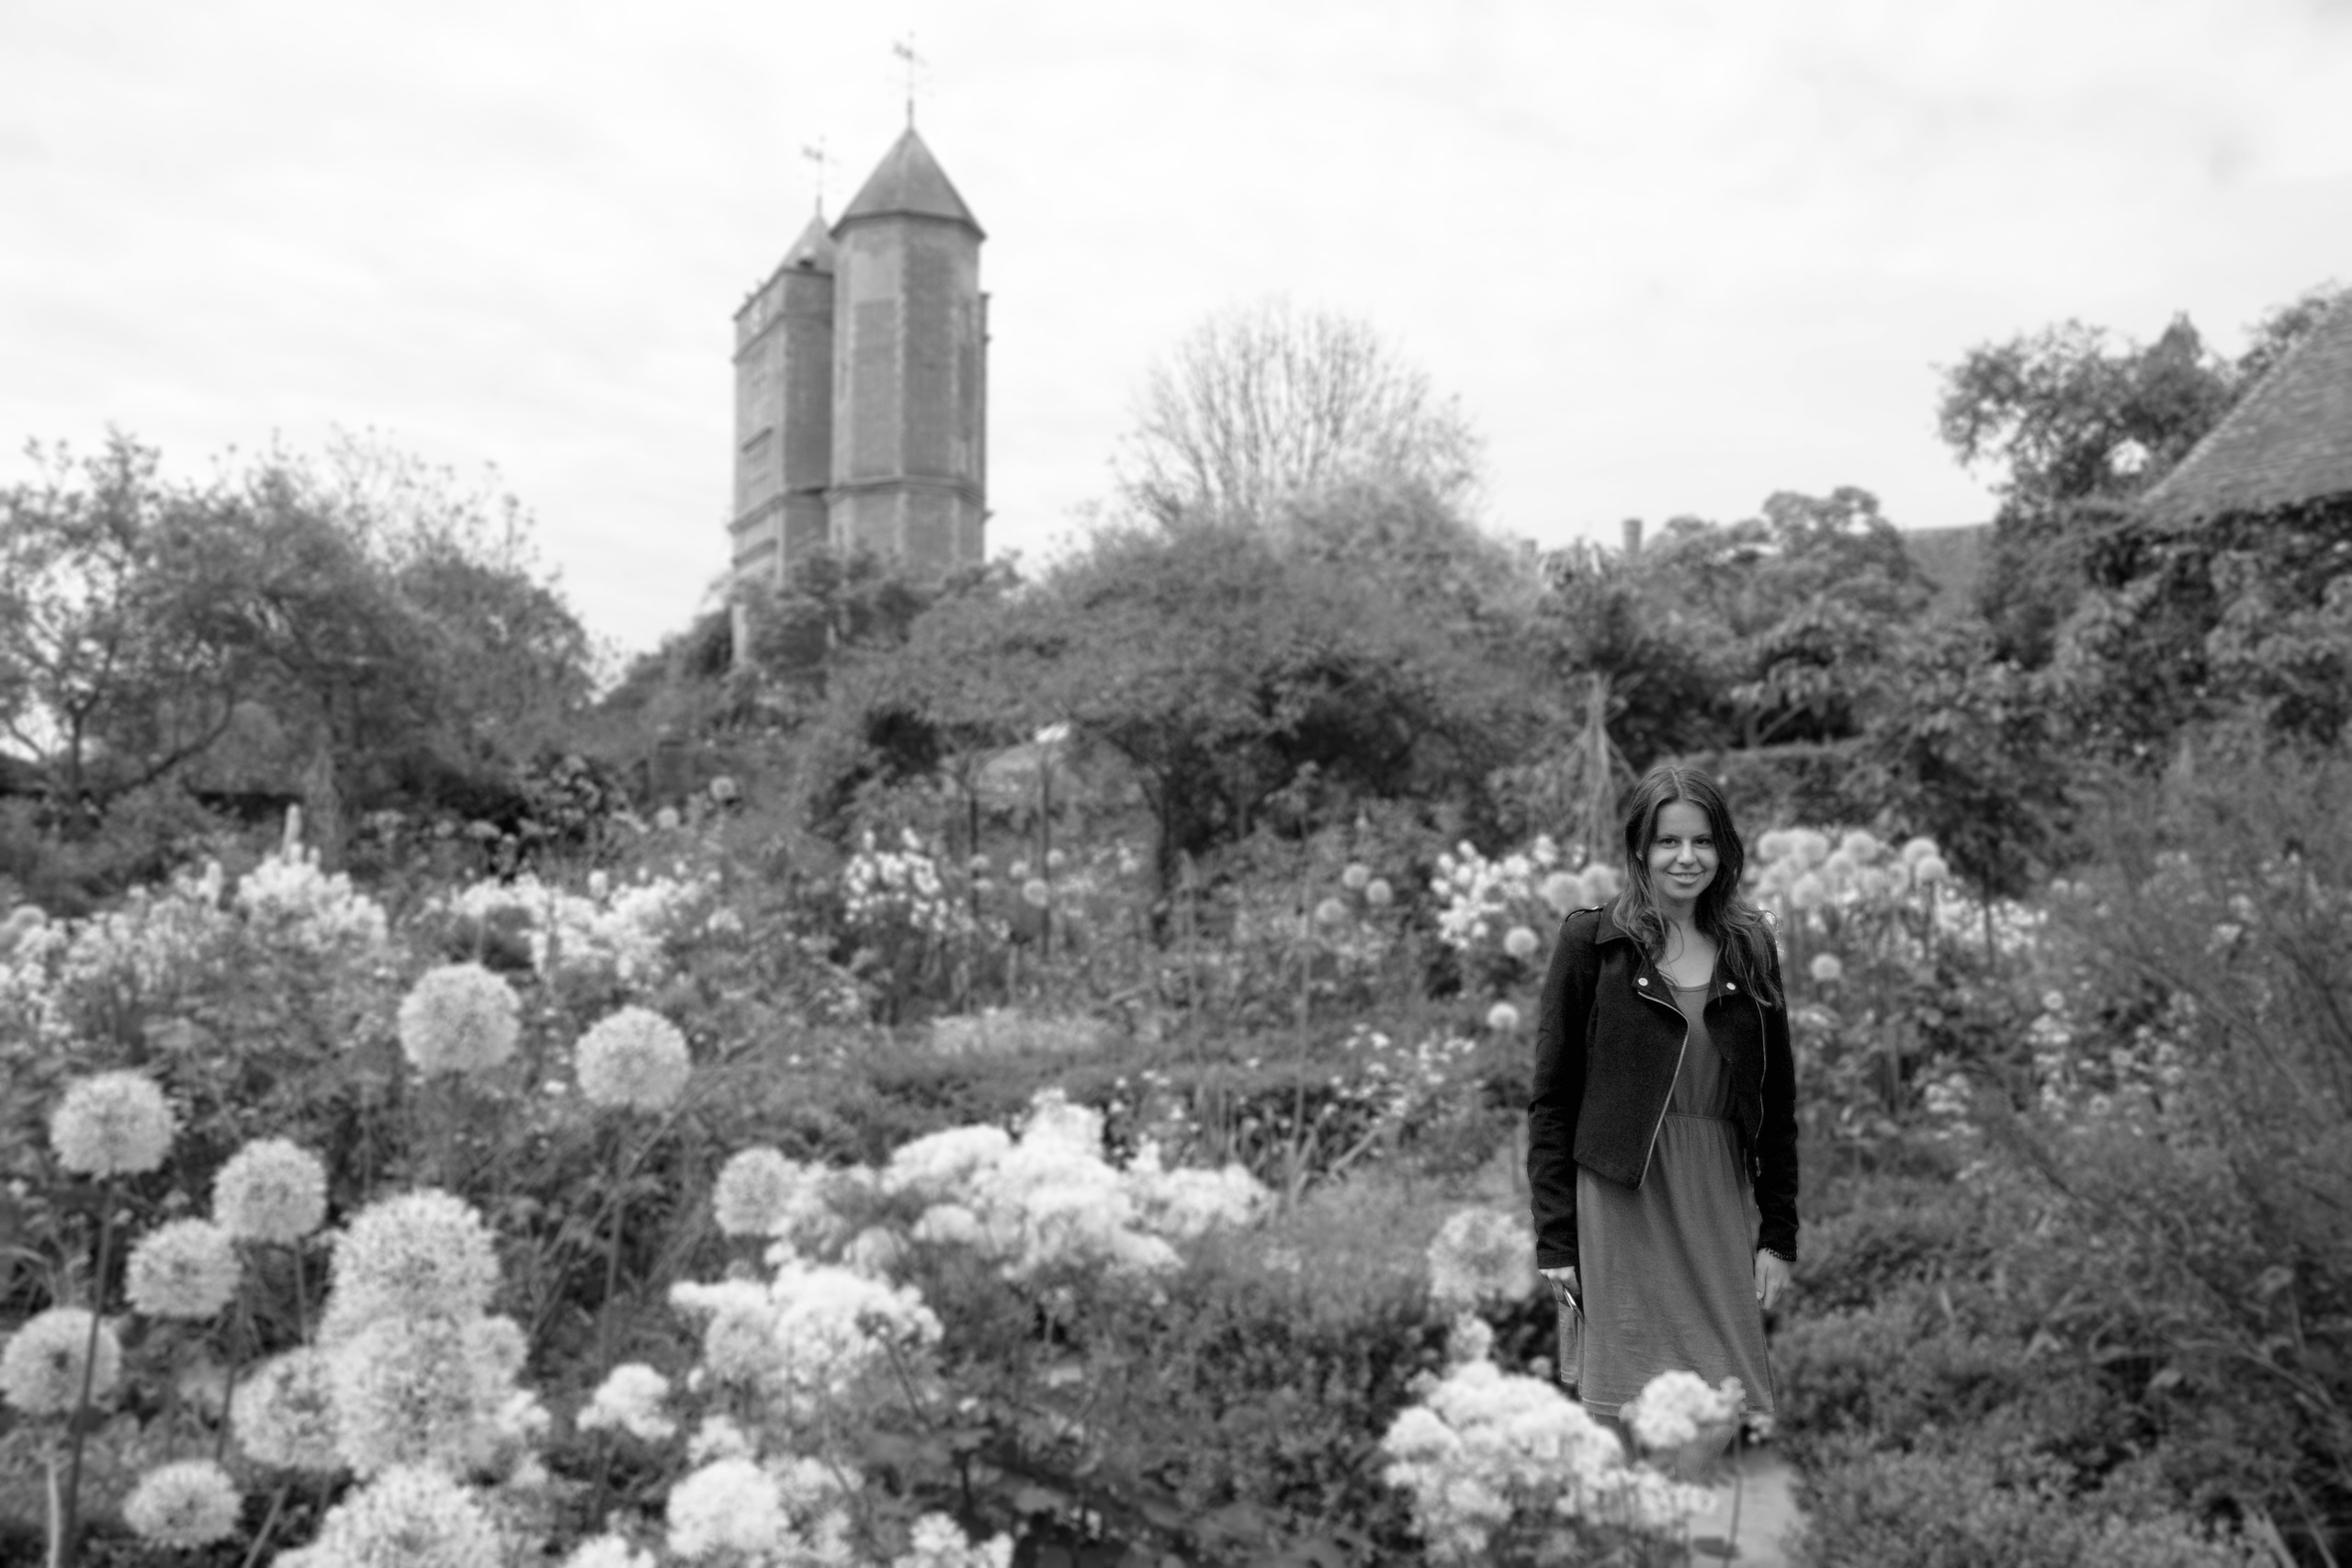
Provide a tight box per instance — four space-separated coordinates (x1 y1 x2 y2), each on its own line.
1637 970 1689 1186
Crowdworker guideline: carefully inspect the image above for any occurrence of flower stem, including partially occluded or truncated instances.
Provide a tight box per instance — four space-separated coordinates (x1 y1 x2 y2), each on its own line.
56 1174 118 1568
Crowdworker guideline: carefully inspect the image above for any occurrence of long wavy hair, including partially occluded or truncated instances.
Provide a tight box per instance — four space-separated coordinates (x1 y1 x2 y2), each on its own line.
1608 764 1781 1006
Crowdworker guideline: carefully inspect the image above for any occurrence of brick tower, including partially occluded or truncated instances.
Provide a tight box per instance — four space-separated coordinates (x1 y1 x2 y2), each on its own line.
826 128 989 574
727 213 837 589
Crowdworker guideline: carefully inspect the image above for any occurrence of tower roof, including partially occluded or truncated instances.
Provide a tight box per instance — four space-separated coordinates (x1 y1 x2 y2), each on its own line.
781 212 836 274
834 128 984 238
2142 295 2352 525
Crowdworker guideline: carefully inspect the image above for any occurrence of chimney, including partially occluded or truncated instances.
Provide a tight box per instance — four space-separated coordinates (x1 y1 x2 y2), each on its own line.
1621 517 1644 557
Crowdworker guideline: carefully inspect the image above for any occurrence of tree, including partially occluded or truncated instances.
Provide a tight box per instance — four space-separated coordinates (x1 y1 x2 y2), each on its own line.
0 433 595 864
1936 285 2346 662
1115 298 1482 531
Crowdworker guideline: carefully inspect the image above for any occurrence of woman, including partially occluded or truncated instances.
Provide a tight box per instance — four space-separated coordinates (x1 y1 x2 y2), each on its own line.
1526 764 1797 1425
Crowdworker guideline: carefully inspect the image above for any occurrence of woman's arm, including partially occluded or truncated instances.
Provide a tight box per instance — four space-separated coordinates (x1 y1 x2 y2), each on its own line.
1528 910 1598 1269
1753 946 1800 1264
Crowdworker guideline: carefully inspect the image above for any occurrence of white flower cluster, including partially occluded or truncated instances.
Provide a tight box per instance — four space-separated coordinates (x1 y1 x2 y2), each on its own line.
842 828 975 942
0 864 237 1051
1380 1357 1711 1562
883 1089 1270 1280
672 1258 941 1424
1430 837 1622 958
1751 828 1946 914
1619 1369 1744 1452
1425 1207 1536 1311
434 870 712 987
232 841 392 962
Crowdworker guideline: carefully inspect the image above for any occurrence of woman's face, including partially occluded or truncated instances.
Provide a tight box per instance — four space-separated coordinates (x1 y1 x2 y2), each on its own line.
1645 799 1719 911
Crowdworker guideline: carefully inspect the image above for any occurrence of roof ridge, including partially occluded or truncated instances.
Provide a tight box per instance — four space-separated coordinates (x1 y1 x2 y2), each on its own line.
2142 293 2352 525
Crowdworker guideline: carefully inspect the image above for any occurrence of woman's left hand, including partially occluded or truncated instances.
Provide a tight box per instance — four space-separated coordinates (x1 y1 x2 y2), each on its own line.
1753 1249 1792 1313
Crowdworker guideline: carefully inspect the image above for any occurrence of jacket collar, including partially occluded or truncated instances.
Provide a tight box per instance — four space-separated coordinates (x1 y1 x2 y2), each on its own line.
1593 906 1639 947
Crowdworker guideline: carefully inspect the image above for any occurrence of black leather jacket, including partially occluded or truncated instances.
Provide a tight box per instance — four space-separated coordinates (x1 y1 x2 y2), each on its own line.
1526 906 1799 1270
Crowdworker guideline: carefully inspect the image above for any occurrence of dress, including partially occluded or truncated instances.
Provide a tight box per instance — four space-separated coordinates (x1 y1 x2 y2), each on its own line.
1571 978 1775 1420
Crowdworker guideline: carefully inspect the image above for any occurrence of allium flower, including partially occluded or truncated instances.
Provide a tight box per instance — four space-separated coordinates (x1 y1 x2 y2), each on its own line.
1124 1150 1269 1239
655 807 683 831
125 1218 242 1319
123 1459 242 1548
1914 853 1951 887
50 1070 176 1177
213 1137 329 1244
397 961 520 1075
1808 953 1845 986
1341 862 1373 891
1788 872 1827 910
1486 1001 1521 1033
1314 897 1350 928
712 1146 803 1237
1621 1369 1743 1451
567 1535 658 1568
575 1006 692 1111
1583 863 1624 901
667 1457 786 1561
842 1224 910 1278
303 1464 502 1568
1020 1089 1104 1155
320 1189 501 1338
1020 878 1052 909
233 1348 344 1471
329 1315 519 1476
1539 871 1582 915
578 1362 675 1442
1503 925 1541 960
1363 877 1396 908
1 1306 122 1415
1426 1207 1535 1310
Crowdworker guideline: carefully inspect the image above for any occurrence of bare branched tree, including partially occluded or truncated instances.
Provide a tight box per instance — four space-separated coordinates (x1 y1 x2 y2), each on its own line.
1117 298 1482 530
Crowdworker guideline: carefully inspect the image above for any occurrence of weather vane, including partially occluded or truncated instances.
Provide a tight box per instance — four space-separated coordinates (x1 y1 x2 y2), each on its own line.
891 33 927 128
800 138 834 215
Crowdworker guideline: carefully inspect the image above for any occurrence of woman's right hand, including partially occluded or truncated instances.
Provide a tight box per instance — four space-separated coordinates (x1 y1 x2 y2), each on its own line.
1539 1265 1578 1306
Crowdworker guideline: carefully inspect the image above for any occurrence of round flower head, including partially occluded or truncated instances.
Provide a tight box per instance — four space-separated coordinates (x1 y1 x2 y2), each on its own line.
711 1146 801 1237
1020 878 1052 909
321 1188 500 1337
303 1464 501 1568
1314 897 1350 928
567 1536 658 1568
233 1348 344 1471
1621 1369 1742 1451
1341 862 1372 891
575 1006 693 1112
1808 953 1845 986
1363 877 1395 908
125 1218 242 1319
396 961 520 1075
1914 853 1951 887
123 1459 242 1548
1486 1001 1521 1034
213 1137 329 1244
50 1070 175 1177
666 1457 786 1561
1503 925 1540 960
328 1315 519 1476
1 1306 122 1415
1426 1206 1534 1310
1539 871 1582 915
578 1362 676 1442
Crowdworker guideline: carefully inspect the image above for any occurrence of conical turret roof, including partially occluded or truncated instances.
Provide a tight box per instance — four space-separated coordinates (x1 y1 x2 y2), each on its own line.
835 128 984 238
2143 295 2352 525
781 211 836 273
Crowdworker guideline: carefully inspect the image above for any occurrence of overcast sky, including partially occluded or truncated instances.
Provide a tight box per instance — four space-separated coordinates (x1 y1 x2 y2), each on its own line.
6 0 2349 657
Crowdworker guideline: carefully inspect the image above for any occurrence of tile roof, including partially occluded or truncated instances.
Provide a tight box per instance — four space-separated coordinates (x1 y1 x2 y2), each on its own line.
835 128 984 238
781 212 836 274
2141 296 2352 525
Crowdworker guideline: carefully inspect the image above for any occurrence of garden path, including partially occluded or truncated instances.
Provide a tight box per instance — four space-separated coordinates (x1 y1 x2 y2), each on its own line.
1684 1448 1805 1565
